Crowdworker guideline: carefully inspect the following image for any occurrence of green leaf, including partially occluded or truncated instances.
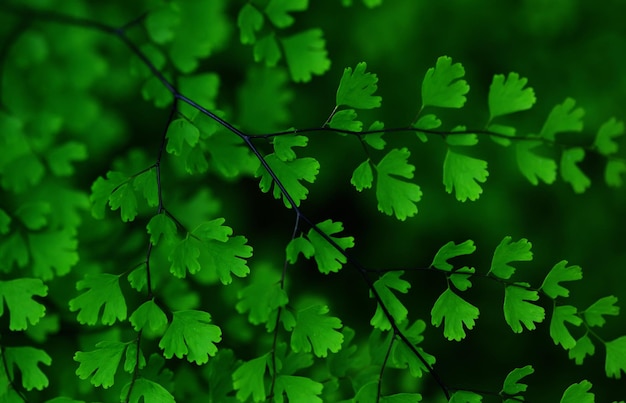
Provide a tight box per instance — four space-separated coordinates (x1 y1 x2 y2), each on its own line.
487 123 516 146
129 300 168 333
258 153 320 208
489 236 533 280
281 29 331 82
232 354 269 402
431 288 480 341
3 346 51 391
168 235 201 278
503 283 545 333
328 109 363 132
594 117 624 155
308 219 354 274
583 295 620 327
568 335 595 365
74 341 126 388
274 135 309 162
364 121 386 149
516 141 557 185
265 0 308 28
370 271 410 330
254 33 282 66
236 279 288 326
197 234 253 284
605 159 626 187
550 305 583 349
414 113 442 131
15 201 50 230
133 168 158 207
389 320 436 378
121 377 175 403
145 2 179 44
46 141 88 176
28 230 79 280
146 213 177 246
421 56 469 108
0 232 29 270
89 171 128 219
431 240 476 271
191 218 232 242
560 380 594 403
286 236 315 263
159 310 221 365
449 390 483 403
0 278 48 330
238 4 264 44
450 266 475 291
560 147 590 193
375 147 422 220
274 375 323 403
488 72 536 120
381 393 423 402
166 118 200 156
336 62 382 109
443 148 488 202
605 336 626 379
203 128 260 178
108 181 138 222
541 260 583 299
351 159 374 191
540 98 584 141
124 342 146 374
291 305 343 357
0 208 10 234
502 365 534 397
69 274 127 326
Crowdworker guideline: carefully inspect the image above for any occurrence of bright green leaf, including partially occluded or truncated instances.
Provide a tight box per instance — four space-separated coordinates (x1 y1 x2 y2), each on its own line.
336 62 382 109
364 121 386 149
89 171 128 219
69 274 127 326
191 218 232 242
133 168 158 207
198 235 253 284
298 219 355 274
541 260 583 299
605 159 626 187
389 320 436 378
561 147 590 194
3 347 51 391
274 135 308 162
0 278 48 330
328 109 363 132
449 390 483 403
605 336 626 379
540 98 584 141
370 271 410 330
450 266 475 291
502 365 534 397
124 342 146 374
594 117 624 155
489 236 533 280
421 56 469 108
286 236 315 263
258 153 320 208
274 375 323 403
549 305 583 349
254 33 282 66
431 240 475 271
560 380 594 403
351 159 374 191
488 123 516 147
281 29 331 82
74 341 126 388
159 310 221 364
291 305 343 357
381 393 423 402
238 4 264 44
166 119 200 156
376 147 422 220
129 300 168 333
265 0 308 28
504 283 545 333
236 279 288 326
29 230 79 280
147 213 177 246
568 335 595 365
488 72 536 120
232 354 269 402
168 235 201 278
121 377 175 403
431 288 479 341
443 148 488 202
108 181 138 222
516 140 557 185
583 295 620 327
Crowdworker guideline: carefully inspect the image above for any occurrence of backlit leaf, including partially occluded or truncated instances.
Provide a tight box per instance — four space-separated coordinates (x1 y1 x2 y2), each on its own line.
351 159 374 191
274 375 323 403
238 4 264 44
504 283 545 333
516 140 557 185
258 153 320 208
431 288 479 341
370 271 410 330
443 148 488 202
129 299 168 333
605 336 626 379
121 377 175 403
291 305 343 357
336 62 382 109
3 347 51 391
449 390 483 403
74 341 126 388
0 278 48 330
568 335 595 365
549 305 583 349
594 117 624 155
605 159 626 187
560 380 594 403
583 295 619 327
146 213 177 246
159 310 221 365
233 354 269 402
489 236 533 280
541 260 583 299
502 365 534 397
540 98 584 141
69 273 127 326
488 72 536 120
431 240 476 271
265 0 308 28
421 56 469 108
560 147 590 194
328 109 363 132
282 29 330 82
376 147 422 220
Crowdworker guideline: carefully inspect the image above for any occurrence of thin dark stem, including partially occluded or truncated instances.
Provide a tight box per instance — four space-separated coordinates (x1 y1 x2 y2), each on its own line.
377 334 395 402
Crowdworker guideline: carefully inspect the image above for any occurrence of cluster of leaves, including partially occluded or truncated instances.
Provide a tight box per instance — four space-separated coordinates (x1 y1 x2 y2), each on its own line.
0 1 625 403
